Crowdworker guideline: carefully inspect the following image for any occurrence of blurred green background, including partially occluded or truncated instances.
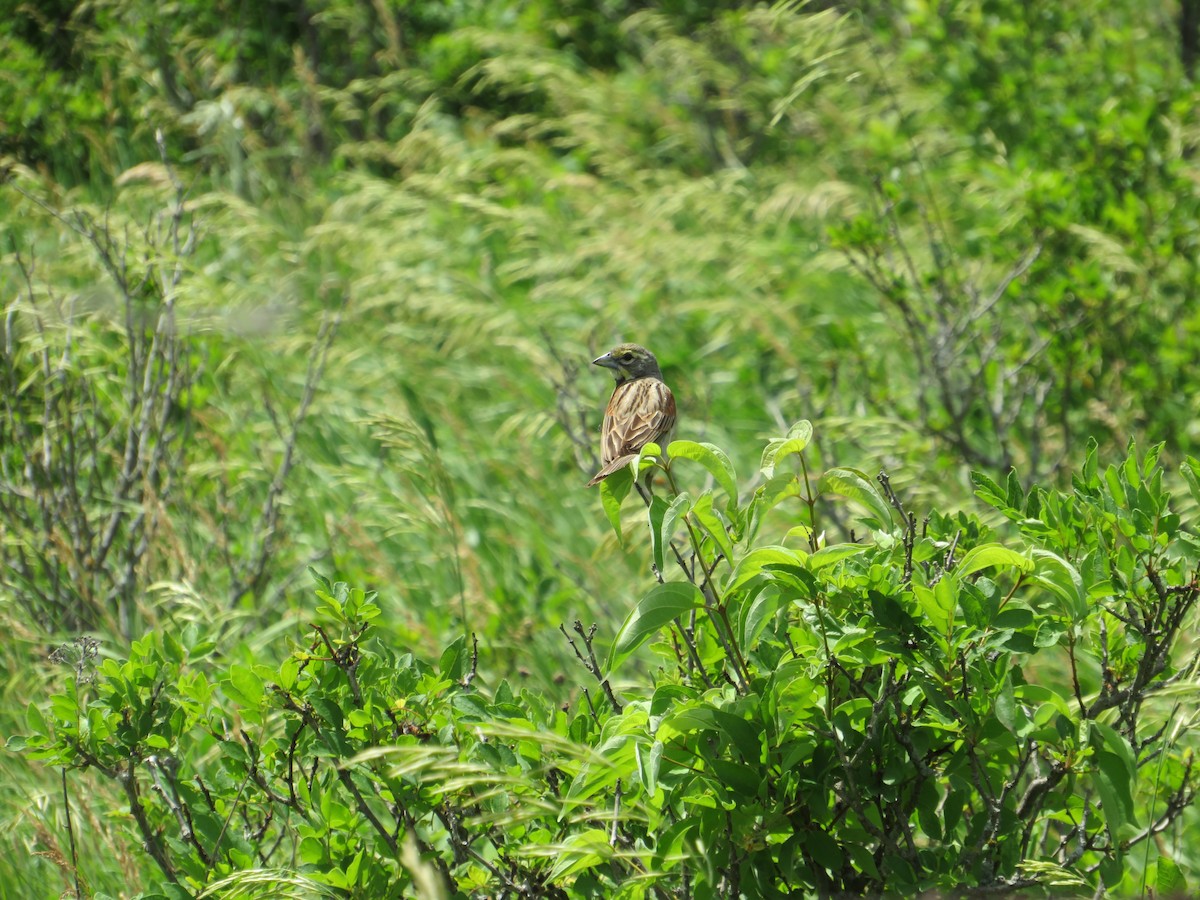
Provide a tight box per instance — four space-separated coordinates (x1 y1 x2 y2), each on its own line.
3 0 1200 893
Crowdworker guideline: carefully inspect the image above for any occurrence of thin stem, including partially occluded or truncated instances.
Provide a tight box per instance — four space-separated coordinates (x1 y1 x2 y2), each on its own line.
61 769 82 899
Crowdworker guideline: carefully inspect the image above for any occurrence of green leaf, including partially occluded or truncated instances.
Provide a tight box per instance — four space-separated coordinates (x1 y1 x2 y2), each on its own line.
607 583 706 674
657 489 696 573
1181 457 1200 510
818 467 893 529
224 664 265 708
1013 683 1072 718
691 491 734 563
25 701 47 736
971 471 1008 510
668 440 738 505
1099 853 1124 889
1093 721 1137 784
277 656 299 692
1005 469 1025 508
994 676 1018 734
439 635 467 681
912 576 956 636
760 420 813 477
346 847 364 885
725 546 806 594
599 470 633 543
652 819 697 871
958 581 992 630
648 494 670 575
1031 550 1088 621
916 779 941 840
308 567 333 592
738 584 782 649
1080 437 1100 487
635 740 663 796
709 708 763 763
955 543 1033 578
808 542 871 571
547 829 613 880
1094 750 1133 840
1091 722 1138 839
1157 857 1187 897
625 441 667 486
750 473 807 529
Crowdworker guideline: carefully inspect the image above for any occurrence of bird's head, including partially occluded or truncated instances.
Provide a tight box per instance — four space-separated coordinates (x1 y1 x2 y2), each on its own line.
593 343 663 384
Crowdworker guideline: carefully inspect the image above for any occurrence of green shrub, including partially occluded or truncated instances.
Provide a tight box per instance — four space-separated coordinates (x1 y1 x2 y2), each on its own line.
13 426 1199 896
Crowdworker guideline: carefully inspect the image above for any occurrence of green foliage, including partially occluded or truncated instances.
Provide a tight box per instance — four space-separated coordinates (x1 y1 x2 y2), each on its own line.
829 0 1200 479
5 0 1200 893
13 427 1200 895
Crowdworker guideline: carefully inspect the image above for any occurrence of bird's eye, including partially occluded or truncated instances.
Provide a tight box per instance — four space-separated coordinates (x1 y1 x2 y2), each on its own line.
621 352 634 362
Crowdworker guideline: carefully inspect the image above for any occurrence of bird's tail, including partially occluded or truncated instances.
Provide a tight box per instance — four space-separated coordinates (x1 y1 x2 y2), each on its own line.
586 454 638 486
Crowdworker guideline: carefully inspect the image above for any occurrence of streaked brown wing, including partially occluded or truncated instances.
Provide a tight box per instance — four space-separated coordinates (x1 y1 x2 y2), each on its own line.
601 378 676 464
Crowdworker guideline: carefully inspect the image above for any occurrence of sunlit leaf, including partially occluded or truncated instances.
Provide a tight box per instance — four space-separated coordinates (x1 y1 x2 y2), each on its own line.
607 583 706 673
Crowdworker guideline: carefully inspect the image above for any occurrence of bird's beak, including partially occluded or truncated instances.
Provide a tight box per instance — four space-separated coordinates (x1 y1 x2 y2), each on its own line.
592 352 619 370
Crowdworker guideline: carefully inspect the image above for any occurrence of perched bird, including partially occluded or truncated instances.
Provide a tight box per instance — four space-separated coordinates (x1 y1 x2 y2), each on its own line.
588 343 677 487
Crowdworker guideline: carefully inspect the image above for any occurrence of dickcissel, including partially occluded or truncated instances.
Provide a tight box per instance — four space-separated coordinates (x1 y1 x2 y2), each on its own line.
588 343 677 486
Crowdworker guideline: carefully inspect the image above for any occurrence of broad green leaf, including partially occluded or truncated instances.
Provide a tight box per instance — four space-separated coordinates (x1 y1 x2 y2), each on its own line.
1013 683 1072 718
668 440 738 505
971 471 1008 510
710 758 763 797
607 583 706 673
916 779 941 841
785 419 813 442
224 664 265 708
1004 469 1025 509
912 576 956 635
752 473 807 521
1099 854 1124 889
691 492 734 563
760 420 813 478
1104 464 1125 508
1079 437 1100 487
1181 457 1200 510
657 703 720 741
1031 550 1087 621
738 583 782 649
808 542 871 571
955 543 1033 578
784 524 814 546
994 675 1017 734
547 829 613 880
724 546 806 594
958 581 991 629
709 708 763 763
439 635 467 680
346 847 364 885
635 740 663 796
1091 722 1138 839
1094 750 1134 840
277 656 299 692
648 494 669 575
993 605 1034 630
599 470 633 543
636 441 664 467
25 701 47 736
308 567 333 592
652 819 697 871
1157 858 1187 897
818 467 893 529
661 490 691 547
1093 721 1137 784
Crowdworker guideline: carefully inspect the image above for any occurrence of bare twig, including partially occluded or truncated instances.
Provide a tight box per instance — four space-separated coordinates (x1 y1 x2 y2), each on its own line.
560 621 622 713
